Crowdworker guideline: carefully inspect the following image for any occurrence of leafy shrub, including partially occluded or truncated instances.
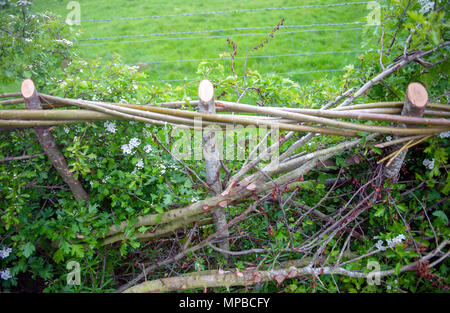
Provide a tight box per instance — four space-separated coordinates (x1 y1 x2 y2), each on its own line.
0 0 448 292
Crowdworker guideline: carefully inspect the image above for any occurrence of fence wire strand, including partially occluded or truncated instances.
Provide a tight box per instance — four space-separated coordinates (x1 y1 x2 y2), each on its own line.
143 69 347 84
75 1 377 23
138 49 372 65
77 22 366 42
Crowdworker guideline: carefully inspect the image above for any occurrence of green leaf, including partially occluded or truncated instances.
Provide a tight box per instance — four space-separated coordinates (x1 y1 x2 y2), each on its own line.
432 210 448 226
21 242 35 258
396 203 407 212
120 242 128 256
184 179 193 188
130 240 140 249
79 80 89 89
374 207 385 217
394 262 402 275
431 30 440 46
371 146 382 155
137 226 148 233
71 244 85 258
53 248 65 263
336 156 347 167
163 194 173 205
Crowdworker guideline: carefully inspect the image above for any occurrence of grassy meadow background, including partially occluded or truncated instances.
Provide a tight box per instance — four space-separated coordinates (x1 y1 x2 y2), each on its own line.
32 0 374 84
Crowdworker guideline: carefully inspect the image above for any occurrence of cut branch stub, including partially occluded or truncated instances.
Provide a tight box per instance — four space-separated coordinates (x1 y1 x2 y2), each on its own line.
198 79 220 190
403 82 428 116
197 79 229 256
383 82 429 181
198 79 215 113
21 79 89 204
22 79 41 110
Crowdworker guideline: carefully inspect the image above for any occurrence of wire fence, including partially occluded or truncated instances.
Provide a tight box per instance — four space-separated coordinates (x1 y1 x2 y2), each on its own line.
77 22 365 43
143 69 348 84
76 1 376 23
71 1 378 84
139 50 370 65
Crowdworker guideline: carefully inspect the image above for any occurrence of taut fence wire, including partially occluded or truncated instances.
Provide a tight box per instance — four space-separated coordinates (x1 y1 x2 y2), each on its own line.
75 2 378 23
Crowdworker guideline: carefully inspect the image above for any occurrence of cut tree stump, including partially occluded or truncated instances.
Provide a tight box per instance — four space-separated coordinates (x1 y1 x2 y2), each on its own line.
383 82 429 181
198 79 230 258
21 79 89 204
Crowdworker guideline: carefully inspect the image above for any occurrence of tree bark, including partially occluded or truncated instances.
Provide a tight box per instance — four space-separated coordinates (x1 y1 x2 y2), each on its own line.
21 79 89 204
198 79 230 257
123 239 449 293
383 82 429 181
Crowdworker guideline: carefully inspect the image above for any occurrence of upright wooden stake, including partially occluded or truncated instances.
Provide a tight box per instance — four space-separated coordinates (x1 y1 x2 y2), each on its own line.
383 82 429 181
198 79 230 257
21 79 89 204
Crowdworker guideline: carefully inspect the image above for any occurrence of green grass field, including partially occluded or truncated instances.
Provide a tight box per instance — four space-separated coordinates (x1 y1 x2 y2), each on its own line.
33 0 372 84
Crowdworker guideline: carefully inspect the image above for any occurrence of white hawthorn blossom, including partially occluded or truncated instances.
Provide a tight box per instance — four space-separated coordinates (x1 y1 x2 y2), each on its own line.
158 163 166 174
374 234 406 250
143 128 152 138
104 121 117 134
131 160 144 175
135 159 144 169
170 164 180 171
386 234 406 247
121 144 133 155
55 38 73 46
17 0 31 6
143 144 153 153
121 138 141 156
418 0 434 14
439 131 450 139
0 268 11 280
423 158 435 170
375 240 386 251
129 138 141 148
0 247 12 259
